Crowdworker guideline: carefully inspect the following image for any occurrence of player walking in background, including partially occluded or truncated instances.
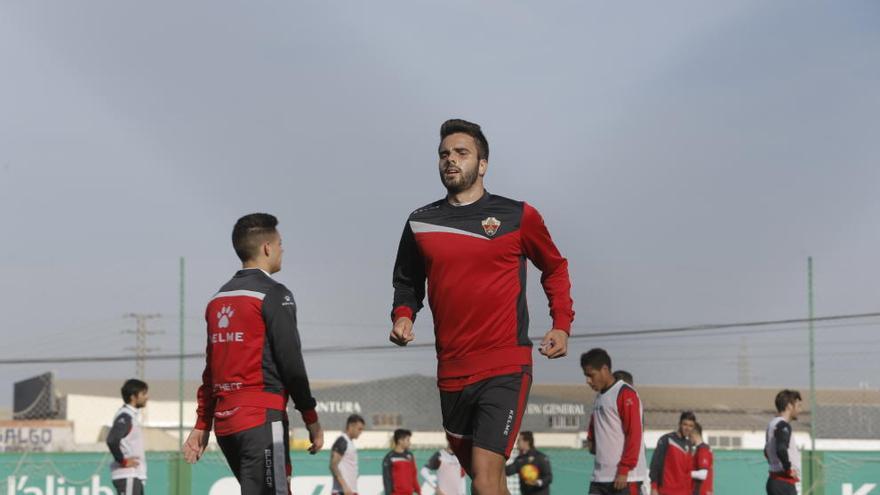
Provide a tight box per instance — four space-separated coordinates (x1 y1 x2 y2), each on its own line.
690 423 713 495
330 414 365 495
765 390 803 495
505 431 552 495
383 429 421 495
106 379 149 495
183 213 324 495
613 371 634 386
422 441 467 495
390 119 574 495
583 349 648 495
650 412 697 495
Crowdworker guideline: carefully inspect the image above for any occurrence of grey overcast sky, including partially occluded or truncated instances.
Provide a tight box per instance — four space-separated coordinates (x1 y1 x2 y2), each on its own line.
1 1 878 404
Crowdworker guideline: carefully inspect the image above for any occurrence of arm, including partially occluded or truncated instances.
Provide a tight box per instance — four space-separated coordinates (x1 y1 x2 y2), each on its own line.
412 454 421 494
382 453 394 495
587 414 596 455
505 455 521 476
538 452 553 487
520 203 575 332
195 308 215 431
391 221 427 323
650 435 669 490
329 438 352 493
106 413 133 464
264 285 318 422
617 387 643 477
774 422 793 472
421 452 441 488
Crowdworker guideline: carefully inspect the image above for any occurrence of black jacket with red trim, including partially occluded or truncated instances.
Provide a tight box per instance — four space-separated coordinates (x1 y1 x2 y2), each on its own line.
195 269 317 436
391 192 574 391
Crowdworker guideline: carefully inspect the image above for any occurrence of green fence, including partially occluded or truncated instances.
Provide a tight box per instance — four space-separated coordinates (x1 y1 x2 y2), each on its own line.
1 449 878 494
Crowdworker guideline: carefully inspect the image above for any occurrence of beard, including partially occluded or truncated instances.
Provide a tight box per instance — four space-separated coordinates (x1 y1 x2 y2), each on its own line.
440 165 479 193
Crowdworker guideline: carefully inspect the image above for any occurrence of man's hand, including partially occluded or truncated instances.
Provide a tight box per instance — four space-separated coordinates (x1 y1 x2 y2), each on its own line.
183 428 209 464
613 473 628 490
306 421 324 454
539 329 568 359
122 458 140 468
389 317 415 346
436 489 446 495
651 487 660 495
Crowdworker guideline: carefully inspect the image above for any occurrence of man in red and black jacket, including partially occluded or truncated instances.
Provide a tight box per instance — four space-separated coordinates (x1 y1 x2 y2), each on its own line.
690 422 713 495
389 119 574 495
183 213 324 495
650 412 697 495
383 429 421 495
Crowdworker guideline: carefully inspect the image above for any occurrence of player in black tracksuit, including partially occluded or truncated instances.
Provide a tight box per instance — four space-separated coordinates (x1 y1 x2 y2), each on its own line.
505 432 552 495
183 214 324 495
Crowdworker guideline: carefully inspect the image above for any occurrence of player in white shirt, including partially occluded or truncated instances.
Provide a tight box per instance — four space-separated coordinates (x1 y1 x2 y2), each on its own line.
422 442 467 495
765 390 803 495
330 414 366 495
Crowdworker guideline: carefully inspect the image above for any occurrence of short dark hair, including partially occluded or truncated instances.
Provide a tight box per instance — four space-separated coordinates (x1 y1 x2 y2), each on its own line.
232 213 279 262
581 348 612 370
393 428 412 445
519 431 535 449
121 379 148 403
680 411 697 423
613 370 634 386
775 389 802 413
440 119 489 161
346 414 365 427
693 421 703 436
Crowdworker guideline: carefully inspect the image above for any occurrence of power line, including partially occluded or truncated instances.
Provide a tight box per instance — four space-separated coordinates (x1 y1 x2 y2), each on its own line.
1 311 877 365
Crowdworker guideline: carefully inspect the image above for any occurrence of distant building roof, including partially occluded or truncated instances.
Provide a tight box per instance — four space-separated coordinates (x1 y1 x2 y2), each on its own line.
50 376 880 438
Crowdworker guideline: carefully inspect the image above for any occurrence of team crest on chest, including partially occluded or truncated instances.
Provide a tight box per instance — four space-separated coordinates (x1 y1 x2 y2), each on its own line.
481 217 501 237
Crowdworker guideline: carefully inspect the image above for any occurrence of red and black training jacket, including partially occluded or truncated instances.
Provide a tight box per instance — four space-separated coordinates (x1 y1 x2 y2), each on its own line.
196 269 318 436
392 192 574 391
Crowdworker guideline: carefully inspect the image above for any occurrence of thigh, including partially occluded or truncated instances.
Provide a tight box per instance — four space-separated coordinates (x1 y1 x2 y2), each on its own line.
112 478 141 495
471 372 532 457
589 482 612 495
766 479 797 495
442 387 477 472
225 415 291 495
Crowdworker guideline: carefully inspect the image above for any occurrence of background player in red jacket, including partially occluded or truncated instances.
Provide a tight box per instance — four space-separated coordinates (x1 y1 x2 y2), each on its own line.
650 412 697 495
390 119 574 495
690 422 713 495
183 213 324 495
383 429 421 495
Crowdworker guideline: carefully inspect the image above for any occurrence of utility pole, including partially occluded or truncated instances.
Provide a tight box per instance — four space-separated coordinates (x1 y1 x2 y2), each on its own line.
808 257 817 452
123 313 162 380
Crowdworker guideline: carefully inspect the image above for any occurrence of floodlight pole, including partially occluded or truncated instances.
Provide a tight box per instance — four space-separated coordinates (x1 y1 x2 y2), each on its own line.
808 257 816 452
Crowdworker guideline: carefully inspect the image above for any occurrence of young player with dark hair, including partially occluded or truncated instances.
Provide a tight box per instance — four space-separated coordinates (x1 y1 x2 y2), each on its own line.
383 429 421 495
650 412 697 495
690 422 713 495
613 371 634 386
765 390 803 495
505 431 552 495
183 213 323 495
583 349 647 495
107 379 149 495
331 414 366 495
390 119 574 495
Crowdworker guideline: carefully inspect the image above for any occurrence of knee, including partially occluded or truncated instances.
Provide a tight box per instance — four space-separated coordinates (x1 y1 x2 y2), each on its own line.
471 473 506 495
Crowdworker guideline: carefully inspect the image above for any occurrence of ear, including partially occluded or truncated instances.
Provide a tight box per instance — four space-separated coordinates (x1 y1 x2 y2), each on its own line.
262 241 272 258
478 158 488 177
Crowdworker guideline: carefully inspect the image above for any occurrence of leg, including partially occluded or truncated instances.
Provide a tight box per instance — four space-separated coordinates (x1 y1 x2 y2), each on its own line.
237 411 290 495
440 387 476 476
132 479 144 495
470 447 510 495
470 371 532 495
